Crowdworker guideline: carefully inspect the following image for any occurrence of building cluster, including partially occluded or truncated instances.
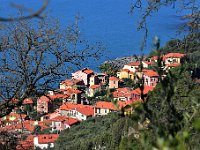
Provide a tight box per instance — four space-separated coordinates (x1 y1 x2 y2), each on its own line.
0 52 186 149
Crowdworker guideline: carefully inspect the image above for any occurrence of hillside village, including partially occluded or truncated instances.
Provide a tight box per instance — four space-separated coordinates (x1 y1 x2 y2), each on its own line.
0 52 187 149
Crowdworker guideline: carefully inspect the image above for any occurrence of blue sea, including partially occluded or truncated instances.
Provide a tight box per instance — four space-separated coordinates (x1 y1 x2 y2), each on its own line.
0 0 189 71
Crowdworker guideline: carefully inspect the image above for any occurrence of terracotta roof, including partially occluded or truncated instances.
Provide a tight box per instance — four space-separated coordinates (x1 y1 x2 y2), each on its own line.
76 106 94 116
150 56 158 60
113 88 132 98
37 134 59 144
118 100 140 109
23 98 33 105
61 78 83 86
51 116 79 125
83 68 94 74
166 63 181 67
1 120 36 132
38 94 69 102
117 88 130 93
95 101 117 110
90 85 101 89
61 88 82 95
126 61 140 66
120 69 134 74
109 76 119 81
26 135 34 142
132 86 154 95
143 70 159 77
163 53 186 59
59 103 84 111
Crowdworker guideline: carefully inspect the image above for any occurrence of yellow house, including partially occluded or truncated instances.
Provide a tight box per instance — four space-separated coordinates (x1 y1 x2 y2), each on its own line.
163 53 186 64
117 69 134 80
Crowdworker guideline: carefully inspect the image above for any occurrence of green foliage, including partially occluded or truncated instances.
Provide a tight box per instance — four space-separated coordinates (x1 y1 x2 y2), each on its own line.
99 63 119 76
54 35 200 150
54 113 136 150
119 78 138 88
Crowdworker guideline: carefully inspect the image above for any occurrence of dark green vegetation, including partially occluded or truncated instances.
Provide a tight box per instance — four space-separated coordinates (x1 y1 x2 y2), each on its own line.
54 33 200 150
54 113 136 150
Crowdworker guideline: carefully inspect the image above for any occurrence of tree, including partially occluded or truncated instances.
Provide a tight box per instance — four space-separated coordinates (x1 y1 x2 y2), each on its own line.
0 17 102 118
0 0 49 22
99 63 119 76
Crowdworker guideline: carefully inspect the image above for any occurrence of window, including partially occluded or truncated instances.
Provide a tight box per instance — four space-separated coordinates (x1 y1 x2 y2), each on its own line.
105 109 107 113
113 81 116 84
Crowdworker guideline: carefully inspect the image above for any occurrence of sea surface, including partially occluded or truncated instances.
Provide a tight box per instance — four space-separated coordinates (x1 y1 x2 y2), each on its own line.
0 0 189 71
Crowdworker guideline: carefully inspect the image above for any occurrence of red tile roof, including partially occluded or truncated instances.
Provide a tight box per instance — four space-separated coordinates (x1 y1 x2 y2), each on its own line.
38 94 69 102
95 101 117 110
127 61 140 66
113 88 132 98
83 68 94 74
76 106 94 116
109 76 119 81
120 69 134 74
90 85 101 89
37 134 59 144
61 88 82 95
118 100 141 109
150 56 158 60
51 116 80 125
132 86 154 95
143 70 159 77
59 103 81 111
163 53 186 59
61 79 83 86
23 98 33 105
59 103 94 117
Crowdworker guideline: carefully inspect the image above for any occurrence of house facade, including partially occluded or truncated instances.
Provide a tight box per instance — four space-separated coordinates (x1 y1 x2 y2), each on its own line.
109 76 119 89
143 70 159 87
117 69 134 80
72 68 94 86
163 53 186 65
94 101 117 116
113 88 133 101
33 134 59 149
51 116 79 132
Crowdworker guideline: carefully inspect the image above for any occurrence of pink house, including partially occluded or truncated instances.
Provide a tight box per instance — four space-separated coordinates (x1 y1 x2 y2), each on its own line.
37 94 68 114
143 70 159 87
109 76 119 89
72 68 94 86
51 116 80 132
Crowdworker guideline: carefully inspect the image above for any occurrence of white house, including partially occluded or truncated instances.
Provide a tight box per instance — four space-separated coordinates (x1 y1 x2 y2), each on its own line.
34 134 59 149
